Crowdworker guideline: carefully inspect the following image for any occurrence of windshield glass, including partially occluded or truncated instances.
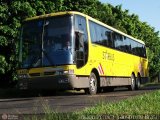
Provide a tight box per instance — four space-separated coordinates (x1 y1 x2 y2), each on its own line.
20 15 73 68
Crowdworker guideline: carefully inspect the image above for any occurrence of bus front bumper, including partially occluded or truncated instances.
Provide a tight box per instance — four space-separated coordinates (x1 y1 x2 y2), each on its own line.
18 75 89 90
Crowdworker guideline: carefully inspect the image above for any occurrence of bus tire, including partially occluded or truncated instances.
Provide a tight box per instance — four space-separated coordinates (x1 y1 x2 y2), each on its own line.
84 88 89 94
88 72 97 95
135 74 141 90
128 74 136 91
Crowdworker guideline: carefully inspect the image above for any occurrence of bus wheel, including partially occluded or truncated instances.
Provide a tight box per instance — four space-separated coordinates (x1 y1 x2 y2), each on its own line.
128 74 136 91
88 72 97 95
135 74 141 90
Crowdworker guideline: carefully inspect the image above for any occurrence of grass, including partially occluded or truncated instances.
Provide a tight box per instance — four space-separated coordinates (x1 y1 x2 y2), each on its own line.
81 90 160 115
26 90 160 120
143 82 160 87
24 103 78 120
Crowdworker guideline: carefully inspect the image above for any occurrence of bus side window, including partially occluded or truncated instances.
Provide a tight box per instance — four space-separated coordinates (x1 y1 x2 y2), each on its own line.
124 37 131 53
114 33 124 51
131 40 138 55
143 46 147 58
139 44 147 58
105 30 113 48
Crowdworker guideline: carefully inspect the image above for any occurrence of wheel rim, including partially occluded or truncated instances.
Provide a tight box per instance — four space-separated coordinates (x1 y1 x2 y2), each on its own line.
90 76 96 92
137 79 140 87
137 76 140 88
131 75 135 89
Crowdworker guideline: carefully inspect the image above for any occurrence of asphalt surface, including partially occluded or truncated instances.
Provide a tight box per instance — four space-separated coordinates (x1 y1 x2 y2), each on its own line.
0 85 159 114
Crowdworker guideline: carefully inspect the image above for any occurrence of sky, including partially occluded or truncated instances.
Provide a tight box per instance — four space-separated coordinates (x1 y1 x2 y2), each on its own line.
100 0 160 32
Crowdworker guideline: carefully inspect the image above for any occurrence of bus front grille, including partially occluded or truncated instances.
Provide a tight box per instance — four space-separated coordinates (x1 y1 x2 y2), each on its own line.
29 73 40 77
44 71 56 76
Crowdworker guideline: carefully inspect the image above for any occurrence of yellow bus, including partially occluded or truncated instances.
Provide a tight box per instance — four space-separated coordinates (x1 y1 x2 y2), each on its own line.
17 11 148 95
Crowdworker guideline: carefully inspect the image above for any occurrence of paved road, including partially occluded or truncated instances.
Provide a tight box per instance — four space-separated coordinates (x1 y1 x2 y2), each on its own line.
0 86 159 114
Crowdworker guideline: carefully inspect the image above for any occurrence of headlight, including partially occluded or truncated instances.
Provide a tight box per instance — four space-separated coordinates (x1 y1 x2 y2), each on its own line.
64 69 74 75
68 69 74 74
57 69 74 75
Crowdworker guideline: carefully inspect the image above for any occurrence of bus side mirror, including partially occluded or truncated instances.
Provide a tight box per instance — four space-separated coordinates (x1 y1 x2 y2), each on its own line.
75 30 84 51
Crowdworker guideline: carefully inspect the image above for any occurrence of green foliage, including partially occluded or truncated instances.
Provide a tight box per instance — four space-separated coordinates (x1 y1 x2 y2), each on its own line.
0 55 7 74
0 0 160 85
81 90 160 115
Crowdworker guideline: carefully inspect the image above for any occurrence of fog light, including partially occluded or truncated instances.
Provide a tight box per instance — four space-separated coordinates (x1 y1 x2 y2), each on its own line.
18 74 28 79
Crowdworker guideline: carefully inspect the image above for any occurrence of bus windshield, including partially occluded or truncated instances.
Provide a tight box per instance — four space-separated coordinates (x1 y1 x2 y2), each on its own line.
20 15 73 68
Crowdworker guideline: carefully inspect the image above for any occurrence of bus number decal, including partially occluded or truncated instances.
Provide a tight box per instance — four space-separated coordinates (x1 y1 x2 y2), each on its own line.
103 51 114 61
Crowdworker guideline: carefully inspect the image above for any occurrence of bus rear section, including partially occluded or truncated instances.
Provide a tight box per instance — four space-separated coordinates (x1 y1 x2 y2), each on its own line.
88 17 148 92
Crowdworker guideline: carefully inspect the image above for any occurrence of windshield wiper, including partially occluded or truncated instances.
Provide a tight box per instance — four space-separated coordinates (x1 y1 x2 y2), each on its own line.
29 54 41 67
42 49 55 66
29 49 55 67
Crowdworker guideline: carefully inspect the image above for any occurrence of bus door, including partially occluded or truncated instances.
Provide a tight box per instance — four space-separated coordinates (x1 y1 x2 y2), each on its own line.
74 15 88 69
75 31 85 68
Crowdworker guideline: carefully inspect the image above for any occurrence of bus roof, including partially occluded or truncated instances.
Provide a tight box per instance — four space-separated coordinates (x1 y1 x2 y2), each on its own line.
25 11 145 44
